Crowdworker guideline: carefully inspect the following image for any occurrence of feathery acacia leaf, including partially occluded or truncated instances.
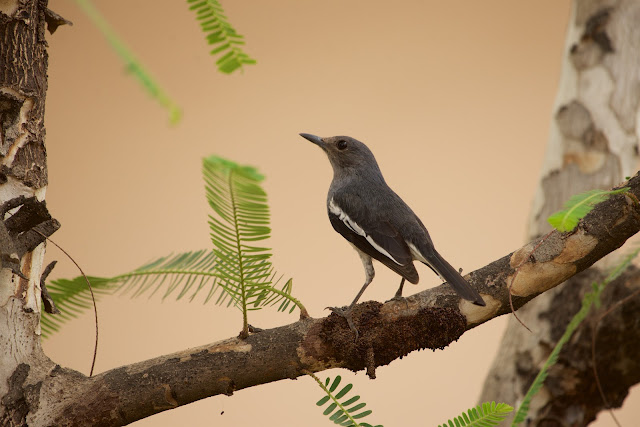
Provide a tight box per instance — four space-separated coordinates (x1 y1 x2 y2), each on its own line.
547 188 629 232
42 157 306 338
74 0 182 124
203 155 306 336
438 401 513 427
41 249 303 338
115 250 220 301
40 251 219 338
41 277 116 338
310 374 382 427
187 0 256 74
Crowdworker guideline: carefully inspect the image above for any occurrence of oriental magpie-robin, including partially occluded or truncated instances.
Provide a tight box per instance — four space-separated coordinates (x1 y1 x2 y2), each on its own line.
300 133 485 334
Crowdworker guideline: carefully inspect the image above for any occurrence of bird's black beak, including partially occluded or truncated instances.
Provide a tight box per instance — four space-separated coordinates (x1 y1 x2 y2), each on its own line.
299 133 325 148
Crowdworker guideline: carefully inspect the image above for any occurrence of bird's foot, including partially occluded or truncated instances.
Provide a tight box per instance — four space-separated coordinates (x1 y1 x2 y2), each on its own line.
326 306 359 341
386 295 409 310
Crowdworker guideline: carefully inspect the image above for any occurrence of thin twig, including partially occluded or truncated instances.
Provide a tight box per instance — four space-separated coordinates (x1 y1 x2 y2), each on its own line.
36 231 98 377
625 191 640 206
590 287 640 427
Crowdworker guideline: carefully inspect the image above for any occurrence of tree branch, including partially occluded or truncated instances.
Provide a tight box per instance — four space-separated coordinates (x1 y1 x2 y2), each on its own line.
32 174 640 425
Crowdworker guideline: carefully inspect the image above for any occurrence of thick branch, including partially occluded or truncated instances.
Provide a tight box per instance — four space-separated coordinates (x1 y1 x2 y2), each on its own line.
28 174 640 425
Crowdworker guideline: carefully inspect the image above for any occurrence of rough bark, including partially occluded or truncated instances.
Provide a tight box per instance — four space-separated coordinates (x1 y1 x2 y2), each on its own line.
0 1 59 425
534 267 640 425
13 172 640 426
479 1 640 425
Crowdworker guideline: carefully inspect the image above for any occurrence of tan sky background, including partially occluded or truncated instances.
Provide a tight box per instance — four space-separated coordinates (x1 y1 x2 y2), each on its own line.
40 1 638 426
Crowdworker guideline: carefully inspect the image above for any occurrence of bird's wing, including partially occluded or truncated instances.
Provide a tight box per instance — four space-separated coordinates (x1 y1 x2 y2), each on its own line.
328 193 419 283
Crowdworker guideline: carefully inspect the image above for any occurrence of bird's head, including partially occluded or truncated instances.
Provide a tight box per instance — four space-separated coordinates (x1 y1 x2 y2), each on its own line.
299 133 381 177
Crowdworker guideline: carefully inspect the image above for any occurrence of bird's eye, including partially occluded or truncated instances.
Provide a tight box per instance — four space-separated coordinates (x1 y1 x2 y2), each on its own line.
336 140 347 150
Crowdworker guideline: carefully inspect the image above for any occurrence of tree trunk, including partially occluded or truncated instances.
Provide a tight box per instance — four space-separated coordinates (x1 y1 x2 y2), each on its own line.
0 0 60 425
479 1 640 424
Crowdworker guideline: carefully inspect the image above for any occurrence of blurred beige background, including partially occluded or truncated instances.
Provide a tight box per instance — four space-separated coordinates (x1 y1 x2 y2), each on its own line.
41 1 637 425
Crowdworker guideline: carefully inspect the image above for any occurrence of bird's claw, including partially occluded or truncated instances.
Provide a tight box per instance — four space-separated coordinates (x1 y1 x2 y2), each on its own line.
386 295 409 310
326 306 359 341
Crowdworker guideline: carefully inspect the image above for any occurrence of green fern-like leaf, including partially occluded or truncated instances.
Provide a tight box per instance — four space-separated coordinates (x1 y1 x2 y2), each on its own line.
309 374 382 427
512 245 640 425
187 0 257 74
40 251 221 338
41 276 117 338
115 250 220 302
547 188 629 232
438 401 513 427
42 156 308 339
203 155 305 336
73 0 182 124
41 250 306 338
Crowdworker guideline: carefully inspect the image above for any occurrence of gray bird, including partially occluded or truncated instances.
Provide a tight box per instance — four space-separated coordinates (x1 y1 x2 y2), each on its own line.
301 133 485 333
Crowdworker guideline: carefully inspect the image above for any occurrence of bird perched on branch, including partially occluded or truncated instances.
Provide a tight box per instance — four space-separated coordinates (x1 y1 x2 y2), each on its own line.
300 133 485 336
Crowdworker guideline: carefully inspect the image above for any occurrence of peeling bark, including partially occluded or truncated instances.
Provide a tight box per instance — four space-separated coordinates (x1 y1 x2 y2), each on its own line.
0 0 57 424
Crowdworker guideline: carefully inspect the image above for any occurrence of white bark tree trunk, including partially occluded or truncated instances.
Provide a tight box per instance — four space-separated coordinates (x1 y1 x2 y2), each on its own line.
479 1 640 424
0 1 60 424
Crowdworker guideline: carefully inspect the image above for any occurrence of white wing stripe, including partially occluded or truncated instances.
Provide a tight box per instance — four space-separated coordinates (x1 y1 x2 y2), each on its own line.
329 197 402 265
408 243 444 281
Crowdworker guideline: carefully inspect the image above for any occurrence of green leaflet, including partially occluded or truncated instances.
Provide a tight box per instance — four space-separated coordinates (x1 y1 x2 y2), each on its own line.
511 245 640 425
438 401 513 427
187 0 257 74
42 156 307 339
309 374 382 427
203 155 305 336
74 0 182 124
41 250 220 338
41 250 302 339
41 276 116 338
547 188 629 232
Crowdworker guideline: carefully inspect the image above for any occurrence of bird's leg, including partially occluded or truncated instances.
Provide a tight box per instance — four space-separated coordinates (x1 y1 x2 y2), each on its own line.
347 278 372 306
327 278 372 340
394 278 405 299
327 251 374 340
386 278 409 309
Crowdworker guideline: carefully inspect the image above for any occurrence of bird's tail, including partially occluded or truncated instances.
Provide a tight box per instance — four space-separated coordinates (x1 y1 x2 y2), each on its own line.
423 250 486 306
